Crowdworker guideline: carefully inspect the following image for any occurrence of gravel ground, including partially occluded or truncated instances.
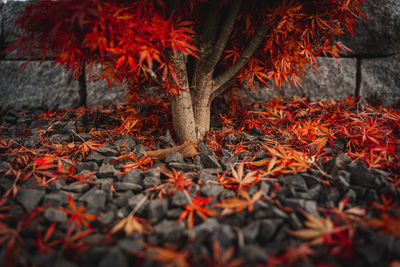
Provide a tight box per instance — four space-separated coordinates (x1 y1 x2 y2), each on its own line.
0 98 399 267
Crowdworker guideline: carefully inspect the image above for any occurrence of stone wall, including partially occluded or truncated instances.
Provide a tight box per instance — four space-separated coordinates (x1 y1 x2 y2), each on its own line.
0 0 399 109
0 0 126 109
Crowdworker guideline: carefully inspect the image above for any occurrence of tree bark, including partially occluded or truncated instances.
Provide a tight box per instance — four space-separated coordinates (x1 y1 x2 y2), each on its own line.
192 70 213 139
170 52 197 143
168 2 267 143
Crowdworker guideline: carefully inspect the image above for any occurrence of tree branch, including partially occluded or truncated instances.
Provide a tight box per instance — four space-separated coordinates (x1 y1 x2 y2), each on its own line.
143 67 162 87
202 0 242 73
166 0 182 10
200 1 220 49
211 23 269 96
210 76 237 102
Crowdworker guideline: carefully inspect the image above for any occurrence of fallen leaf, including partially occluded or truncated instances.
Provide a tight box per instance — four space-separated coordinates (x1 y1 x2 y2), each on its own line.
145 142 199 160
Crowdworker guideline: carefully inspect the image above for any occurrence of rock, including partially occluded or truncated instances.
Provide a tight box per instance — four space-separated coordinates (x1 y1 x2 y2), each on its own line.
356 244 386 265
75 161 99 173
345 189 357 204
60 121 77 135
98 210 115 225
249 127 263 136
335 0 400 56
295 184 322 200
153 220 186 243
200 154 221 169
79 188 107 210
142 167 161 189
114 191 135 208
242 221 260 243
171 191 189 207
16 188 45 211
239 245 268 265
282 198 319 217
225 134 237 145
165 151 184 163
334 152 352 168
48 134 71 144
360 55 400 107
62 183 91 194
147 199 168 223
80 247 110 267
219 189 236 200
54 259 79 267
117 238 143 253
86 150 107 164
133 144 149 158
44 207 68 223
192 218 220 244
198 142 214 155
95 178 114 190
215 224 236 249
23 134 41 148
220 155 238 171
98 247 128 267
113 135 136 151
336 170 351 189
166 208 183 219
259 219 284 242
349 161 375 187
190 156 200 168
200 183 224 198
116 206 130 219
127 193 148 215
323 187 341 205
243 133 257 142
98 162 118 178
280 174 308 192
121 169 142 185
113 182 142 193
31 252 58 267
97 144 119 156
288 212 303 230
197 170 219 183
0 61 80 109
168 162 199 172
0 177 13 192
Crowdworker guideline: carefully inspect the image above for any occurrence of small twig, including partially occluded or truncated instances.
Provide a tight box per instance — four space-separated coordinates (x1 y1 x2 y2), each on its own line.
312 162 334 179
233 226 245 249
129 195 148 217
71 129 87 143
183 189 193 205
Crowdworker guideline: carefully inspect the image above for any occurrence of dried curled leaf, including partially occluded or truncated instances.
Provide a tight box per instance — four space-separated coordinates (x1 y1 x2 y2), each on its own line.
145 142 199 160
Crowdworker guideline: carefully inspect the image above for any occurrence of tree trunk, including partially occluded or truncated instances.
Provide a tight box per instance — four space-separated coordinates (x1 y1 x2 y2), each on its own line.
167 0 264 144
171 91 198 143
191 70 213 140
170 52 197 143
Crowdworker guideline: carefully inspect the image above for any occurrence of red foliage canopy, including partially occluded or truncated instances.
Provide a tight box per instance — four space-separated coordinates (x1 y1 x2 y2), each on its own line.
9 0 365 95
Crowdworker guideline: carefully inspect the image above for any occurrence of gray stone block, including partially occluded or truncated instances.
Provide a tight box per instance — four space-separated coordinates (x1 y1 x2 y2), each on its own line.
0 60 80 109
2 1 46 60
360 55 400 107
3 1 29 44
86 65 126 107
246 57 357 102
335 0 400 56
0 2 3 37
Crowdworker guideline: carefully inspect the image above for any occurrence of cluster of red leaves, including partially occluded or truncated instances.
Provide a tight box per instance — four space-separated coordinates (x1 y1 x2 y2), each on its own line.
8 0 198 96
206 95 400 183
8 0 365 98
1 94 400 266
